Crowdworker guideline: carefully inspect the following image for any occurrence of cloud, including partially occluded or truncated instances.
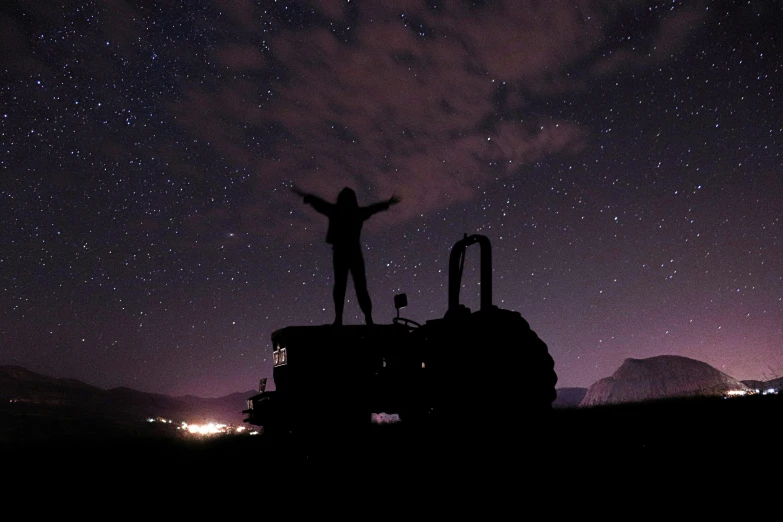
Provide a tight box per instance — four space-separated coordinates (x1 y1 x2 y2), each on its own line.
165 1 707 237
591 1 707 77
6 1 707 242
0 13 46 77
212 44 267 70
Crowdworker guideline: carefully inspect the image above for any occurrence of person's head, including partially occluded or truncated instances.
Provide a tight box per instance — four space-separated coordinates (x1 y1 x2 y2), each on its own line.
336 187 358 209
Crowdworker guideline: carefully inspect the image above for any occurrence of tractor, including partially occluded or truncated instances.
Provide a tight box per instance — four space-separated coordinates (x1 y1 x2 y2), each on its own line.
243 234 557 433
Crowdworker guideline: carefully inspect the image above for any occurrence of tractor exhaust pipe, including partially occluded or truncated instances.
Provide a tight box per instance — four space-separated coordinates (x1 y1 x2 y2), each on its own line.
447 234 492 315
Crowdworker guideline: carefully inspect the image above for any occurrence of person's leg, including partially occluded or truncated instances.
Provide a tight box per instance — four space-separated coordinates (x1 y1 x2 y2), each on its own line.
351 248 373 325
333 248 349 325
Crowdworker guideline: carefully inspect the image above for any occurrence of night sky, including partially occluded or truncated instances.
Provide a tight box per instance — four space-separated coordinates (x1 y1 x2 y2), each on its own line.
2 0 781 398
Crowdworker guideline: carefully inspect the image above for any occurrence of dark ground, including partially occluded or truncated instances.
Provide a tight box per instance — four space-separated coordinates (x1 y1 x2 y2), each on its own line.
3 394 780 510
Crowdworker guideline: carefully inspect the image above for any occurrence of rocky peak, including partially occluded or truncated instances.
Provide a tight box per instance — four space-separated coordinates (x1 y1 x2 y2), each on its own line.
580 355 751 407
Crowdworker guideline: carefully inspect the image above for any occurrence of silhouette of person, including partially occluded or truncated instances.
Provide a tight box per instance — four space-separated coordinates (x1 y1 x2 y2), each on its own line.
292 186 400 326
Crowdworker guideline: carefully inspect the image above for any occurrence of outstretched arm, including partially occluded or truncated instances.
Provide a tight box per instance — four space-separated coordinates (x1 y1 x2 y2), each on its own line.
362 195 401 218
291 186 332 216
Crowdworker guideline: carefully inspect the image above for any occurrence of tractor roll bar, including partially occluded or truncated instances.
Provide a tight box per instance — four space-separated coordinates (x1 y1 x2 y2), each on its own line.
448 234 492 314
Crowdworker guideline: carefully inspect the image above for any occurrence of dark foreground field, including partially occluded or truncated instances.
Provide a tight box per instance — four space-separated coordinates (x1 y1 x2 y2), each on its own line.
3 394 780 508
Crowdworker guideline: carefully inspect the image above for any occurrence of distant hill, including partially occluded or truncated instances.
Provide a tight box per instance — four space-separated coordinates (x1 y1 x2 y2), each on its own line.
742 376 783 391
580 355 751 407
553 387 587 408
766 376 783 389
0 365 256 440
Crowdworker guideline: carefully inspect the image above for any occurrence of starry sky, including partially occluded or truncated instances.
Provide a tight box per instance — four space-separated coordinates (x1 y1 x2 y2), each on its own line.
1 0 781 398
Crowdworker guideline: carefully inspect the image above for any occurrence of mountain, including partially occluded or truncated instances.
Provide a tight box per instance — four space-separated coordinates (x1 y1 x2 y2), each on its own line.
767 376 783 389
0 365 256 440
553 387 587 408
172 391 260 424
742 376 783 391
580 355 752 407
